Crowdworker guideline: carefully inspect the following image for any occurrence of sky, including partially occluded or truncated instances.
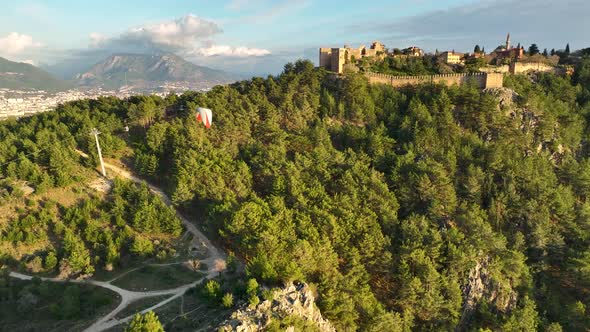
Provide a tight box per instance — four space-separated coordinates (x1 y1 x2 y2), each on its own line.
0 0 588 75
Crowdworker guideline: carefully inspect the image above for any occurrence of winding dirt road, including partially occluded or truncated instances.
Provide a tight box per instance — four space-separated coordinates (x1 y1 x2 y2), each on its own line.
9 153 227 332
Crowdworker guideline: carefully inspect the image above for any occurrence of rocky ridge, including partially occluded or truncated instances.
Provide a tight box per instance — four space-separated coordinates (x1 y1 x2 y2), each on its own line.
218 283 335 332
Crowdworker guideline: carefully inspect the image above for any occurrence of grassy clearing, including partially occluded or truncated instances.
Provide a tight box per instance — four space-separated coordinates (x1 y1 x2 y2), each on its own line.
92 231 194 282
90 257 155 282
0 178 95 222
111 264 204 291
102 293 233 332
0 277 120 332
115 295 171 319
156 293 233 332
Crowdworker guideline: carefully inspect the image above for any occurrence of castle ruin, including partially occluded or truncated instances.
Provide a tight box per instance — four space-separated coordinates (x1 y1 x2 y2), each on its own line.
319 41 386 73
319 34 571 90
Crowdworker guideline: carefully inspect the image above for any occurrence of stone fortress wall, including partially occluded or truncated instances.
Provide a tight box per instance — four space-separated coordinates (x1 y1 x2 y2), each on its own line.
479 65 511 74
509 62 565 74
478 62 566 75
364 61 565 90
365 72 504 89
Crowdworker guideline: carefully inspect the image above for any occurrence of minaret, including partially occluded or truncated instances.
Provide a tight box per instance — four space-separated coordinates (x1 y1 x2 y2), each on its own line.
506 33 511 50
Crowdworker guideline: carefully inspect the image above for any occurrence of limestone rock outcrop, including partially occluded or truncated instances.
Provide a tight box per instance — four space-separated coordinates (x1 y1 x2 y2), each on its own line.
457 258 518 330
483 87 519 109
218 282 335 332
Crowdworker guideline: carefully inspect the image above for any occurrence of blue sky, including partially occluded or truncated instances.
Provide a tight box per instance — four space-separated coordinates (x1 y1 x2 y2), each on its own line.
0 0 588 75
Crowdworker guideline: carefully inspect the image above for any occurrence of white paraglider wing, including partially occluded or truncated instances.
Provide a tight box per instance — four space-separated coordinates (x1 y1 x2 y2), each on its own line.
196 107 213 128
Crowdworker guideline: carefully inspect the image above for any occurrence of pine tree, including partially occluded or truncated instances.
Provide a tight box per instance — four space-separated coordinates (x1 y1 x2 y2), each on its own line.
474 45 481 53
528 44 540 56
551 48 556 56
543 48 548 57
125 312 164 332
565 43 571 55
222 292 234 308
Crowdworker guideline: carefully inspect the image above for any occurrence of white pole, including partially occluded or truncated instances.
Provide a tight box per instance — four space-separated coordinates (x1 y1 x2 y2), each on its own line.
91 128 107 177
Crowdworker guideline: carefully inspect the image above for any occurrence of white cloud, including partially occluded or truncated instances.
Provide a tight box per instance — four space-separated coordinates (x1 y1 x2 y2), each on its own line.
196 45 271 57
89 14 271 58
96 14 222 52
89 33 107 48
0 32 42 55
21 59 36 65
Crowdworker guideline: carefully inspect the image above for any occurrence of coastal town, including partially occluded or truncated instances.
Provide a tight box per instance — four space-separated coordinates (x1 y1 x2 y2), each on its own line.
0 88 114 119
0 83 211 119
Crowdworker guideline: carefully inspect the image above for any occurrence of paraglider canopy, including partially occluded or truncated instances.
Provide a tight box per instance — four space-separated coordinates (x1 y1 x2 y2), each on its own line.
196 107 212 128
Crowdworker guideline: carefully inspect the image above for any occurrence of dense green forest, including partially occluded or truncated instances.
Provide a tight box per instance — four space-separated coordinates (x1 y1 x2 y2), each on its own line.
1 57 590 331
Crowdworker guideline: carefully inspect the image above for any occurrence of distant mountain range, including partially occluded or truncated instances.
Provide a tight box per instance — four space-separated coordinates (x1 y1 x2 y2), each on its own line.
0 57 71 92
0 53 240 92
74 53 238 89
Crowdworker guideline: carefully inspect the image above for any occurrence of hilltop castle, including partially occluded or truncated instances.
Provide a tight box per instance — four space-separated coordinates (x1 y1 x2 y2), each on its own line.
320 41 430 73
319 41 385 73
318 34 568 91
319 41 427 73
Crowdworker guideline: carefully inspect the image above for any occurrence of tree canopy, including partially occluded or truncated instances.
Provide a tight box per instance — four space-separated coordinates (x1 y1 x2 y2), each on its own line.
125 311 164 332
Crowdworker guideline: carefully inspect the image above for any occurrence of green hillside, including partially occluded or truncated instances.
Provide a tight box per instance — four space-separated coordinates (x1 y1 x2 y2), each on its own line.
0 57 71 92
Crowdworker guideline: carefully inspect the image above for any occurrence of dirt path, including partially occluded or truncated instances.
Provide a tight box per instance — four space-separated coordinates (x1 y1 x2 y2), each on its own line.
107 261 185 283
9 152 227 332
10 270 205 331
78 150 224 270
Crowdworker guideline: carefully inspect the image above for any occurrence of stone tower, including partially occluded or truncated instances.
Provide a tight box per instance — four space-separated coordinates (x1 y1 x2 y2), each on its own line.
506 33 511 50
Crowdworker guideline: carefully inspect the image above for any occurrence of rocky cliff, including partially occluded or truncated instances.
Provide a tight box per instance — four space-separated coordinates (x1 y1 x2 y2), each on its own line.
457 258 518 331
218 283 335 332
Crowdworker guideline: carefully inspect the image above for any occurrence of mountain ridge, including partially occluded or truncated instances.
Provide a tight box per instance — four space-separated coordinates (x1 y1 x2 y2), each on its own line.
75 53 238 89
0 57 72 92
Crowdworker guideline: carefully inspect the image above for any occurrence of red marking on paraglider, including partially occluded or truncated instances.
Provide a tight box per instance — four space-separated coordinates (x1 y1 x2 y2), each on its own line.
196 112 211 128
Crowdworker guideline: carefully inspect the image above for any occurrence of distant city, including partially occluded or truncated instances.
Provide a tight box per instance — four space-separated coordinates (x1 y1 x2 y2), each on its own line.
0 52 235 119
0 84 211 120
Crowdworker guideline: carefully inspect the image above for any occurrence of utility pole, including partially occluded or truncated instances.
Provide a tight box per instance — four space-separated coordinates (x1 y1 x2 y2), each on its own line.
91 128 107 177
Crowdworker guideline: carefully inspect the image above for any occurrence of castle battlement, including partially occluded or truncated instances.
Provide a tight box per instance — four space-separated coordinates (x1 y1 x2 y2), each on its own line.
364 72 503 89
